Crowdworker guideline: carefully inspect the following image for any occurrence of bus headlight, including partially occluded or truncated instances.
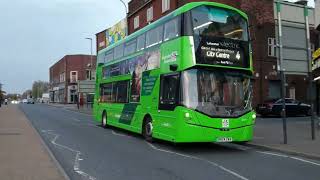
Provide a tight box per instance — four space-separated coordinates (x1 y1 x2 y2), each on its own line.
185 112 190 118
252 114 256 119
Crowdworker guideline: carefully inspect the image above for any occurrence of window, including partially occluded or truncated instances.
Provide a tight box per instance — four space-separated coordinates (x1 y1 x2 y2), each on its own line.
146 25 163 48
134 16 139 29
86 69 92 80
159 73 180 110
100 81 129 103
268 80 281 99
59 72 65 82
115 81 129 103
101 83 113 102
105 50 114 62
70 71 78 83
124 39 137 55
311 43 315 54
114 44 124 59
268 37 277 57
137 34 145 51
147 6 153 22
162 0 170 13
164 17 180 41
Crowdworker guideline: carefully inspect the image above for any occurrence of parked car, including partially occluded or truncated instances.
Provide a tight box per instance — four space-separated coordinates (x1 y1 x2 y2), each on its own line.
22 99 28 103
27 98 34 104
256 98 311 117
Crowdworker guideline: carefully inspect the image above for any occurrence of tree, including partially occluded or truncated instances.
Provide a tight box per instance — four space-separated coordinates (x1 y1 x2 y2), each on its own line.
22 90 32 99
31 81 49 99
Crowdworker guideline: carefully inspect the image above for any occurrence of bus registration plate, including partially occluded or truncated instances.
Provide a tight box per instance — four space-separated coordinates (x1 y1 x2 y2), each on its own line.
217 137 233 142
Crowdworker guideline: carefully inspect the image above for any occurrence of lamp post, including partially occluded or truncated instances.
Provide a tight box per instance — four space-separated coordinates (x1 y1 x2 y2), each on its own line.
119 0 128 14
85 37 93 80
119 0 128 36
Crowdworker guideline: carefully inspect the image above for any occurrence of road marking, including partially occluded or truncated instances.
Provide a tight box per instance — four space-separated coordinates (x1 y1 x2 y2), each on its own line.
71 118 81 122
257 151 320 166
111 130 131 137
147 143 249 180
290 157 320 166
41 130 97 180
257 151 288 158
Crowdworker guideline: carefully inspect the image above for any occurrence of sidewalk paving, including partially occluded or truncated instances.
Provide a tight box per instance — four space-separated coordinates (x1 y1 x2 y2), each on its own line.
0 105 66 180
250 116 320 160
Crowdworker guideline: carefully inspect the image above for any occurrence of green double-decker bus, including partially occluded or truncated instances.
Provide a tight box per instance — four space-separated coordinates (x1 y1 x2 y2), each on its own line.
93 2 256 143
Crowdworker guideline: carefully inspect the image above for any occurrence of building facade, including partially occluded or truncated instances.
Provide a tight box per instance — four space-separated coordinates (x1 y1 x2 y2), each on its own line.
95 0 319 107
49 55 97 104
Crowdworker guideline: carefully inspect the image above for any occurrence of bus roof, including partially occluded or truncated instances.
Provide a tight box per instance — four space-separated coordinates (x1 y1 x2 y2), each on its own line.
98 1 248 55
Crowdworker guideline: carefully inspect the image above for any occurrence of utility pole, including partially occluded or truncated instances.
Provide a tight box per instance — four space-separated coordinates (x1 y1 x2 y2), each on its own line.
304 5 316 140
276 1 288 144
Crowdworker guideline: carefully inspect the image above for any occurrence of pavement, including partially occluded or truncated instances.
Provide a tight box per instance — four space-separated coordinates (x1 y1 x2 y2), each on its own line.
0 104 66 180
17 104 320 180
250 116 320 160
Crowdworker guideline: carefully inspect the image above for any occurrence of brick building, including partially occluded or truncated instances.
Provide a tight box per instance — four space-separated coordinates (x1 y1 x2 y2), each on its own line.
96 0 319 107
49 55 96 104
129 0 319 107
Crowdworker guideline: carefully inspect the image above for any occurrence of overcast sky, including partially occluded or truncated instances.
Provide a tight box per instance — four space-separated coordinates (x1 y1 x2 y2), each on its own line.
0 0 315 94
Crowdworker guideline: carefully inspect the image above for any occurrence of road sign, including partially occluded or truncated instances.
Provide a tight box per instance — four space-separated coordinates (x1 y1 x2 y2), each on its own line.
78 80 95 93
274 1 315 75
274 1 316 143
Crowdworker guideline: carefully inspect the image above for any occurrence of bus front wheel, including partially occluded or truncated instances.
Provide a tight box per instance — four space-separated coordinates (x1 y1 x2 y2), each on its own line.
102 111 108 128
143 117 153 142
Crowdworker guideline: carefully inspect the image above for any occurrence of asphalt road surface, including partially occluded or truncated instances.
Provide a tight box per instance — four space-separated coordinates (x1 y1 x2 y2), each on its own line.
19 104 320 180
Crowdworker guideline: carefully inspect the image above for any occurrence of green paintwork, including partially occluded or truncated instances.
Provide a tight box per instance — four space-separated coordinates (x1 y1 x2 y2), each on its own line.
93 2 255 143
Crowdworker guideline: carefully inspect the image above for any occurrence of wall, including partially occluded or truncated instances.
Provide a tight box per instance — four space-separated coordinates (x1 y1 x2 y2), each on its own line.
49 55 97 103
123 0 316 106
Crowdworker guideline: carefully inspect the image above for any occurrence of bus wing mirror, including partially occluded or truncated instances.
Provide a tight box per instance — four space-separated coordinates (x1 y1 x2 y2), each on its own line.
170 64 178 71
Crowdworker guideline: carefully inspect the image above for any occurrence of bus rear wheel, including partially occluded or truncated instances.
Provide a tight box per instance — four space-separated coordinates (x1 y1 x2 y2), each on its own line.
102 111 108 128
143 117 153 142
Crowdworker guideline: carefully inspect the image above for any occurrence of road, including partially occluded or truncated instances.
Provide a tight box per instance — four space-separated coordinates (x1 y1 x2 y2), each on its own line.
19 104 320 180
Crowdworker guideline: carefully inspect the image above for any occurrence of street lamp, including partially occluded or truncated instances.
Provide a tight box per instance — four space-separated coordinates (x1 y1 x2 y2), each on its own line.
85 37 93 80
119 0 128 36
119 0 128 14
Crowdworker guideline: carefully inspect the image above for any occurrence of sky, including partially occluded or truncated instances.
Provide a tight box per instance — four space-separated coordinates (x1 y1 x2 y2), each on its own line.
0 0 315 94
0 0 129 94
